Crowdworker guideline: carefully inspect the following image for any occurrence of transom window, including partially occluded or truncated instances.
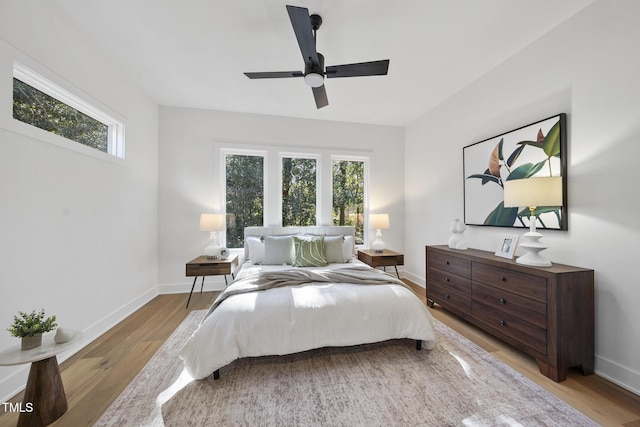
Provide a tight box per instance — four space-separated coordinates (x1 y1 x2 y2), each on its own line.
12 62 124 158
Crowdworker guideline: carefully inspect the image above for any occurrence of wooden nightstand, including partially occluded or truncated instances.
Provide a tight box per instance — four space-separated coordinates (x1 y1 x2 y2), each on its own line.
185 255 238 308
357 249 404 278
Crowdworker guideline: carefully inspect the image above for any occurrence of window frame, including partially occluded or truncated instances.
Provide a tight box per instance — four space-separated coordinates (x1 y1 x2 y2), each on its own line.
279 152 320 227
331 155 370 246
11 61 125 159
221 148 268 248
218 145 370 248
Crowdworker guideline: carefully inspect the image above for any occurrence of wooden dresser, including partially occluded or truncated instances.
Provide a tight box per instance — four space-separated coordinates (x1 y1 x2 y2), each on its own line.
425 245 594 382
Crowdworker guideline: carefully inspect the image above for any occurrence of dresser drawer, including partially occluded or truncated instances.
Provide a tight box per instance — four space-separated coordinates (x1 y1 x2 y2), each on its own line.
429 280 471 314
428 251 471 278
472 262 546 303
472 301 547 355
472 282 546 329
428 267 471 296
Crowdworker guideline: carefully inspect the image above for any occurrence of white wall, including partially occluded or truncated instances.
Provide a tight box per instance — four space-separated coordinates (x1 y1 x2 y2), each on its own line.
158 106 404 292
0 4 159 401
404 0 640 394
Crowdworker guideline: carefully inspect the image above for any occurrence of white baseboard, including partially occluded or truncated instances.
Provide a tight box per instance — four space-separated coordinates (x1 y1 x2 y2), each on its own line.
0 286 158 403
595 354 640 396
403 271 425 287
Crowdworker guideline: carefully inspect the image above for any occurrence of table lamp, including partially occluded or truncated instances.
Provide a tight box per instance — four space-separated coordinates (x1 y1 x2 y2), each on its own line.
369 213 390 252
200 213 226 259
503 177 563 267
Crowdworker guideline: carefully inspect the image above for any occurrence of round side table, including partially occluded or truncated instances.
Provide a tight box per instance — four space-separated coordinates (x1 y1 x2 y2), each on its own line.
0 332 82 426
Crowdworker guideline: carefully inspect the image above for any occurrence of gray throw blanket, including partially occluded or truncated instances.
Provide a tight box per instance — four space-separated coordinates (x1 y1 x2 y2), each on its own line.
204 266 408 320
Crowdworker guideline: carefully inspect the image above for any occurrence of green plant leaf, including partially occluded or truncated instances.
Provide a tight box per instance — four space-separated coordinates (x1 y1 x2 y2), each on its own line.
466 173 501 186
543 120 561 158
505 161 546 180
517 140 544 150
506 144 525 167
484 202 518 226
498 138 504 161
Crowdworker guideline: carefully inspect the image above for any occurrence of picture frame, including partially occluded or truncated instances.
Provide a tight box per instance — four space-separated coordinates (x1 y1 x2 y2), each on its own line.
495 234 519 259
463 113 567 230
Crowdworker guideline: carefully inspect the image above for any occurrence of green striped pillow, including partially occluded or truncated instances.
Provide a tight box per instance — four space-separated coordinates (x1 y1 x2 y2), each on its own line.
292 236 328 267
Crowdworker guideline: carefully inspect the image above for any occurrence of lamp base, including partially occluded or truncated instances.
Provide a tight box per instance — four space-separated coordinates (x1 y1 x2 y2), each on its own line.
371 229 385 253
515 231 552 267
204 231 220 259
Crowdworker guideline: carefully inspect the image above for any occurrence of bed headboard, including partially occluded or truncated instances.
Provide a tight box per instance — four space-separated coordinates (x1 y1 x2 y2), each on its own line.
243 226 356 259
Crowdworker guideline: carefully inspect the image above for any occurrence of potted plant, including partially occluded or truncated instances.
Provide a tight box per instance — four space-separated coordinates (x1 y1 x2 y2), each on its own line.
7 309 57 350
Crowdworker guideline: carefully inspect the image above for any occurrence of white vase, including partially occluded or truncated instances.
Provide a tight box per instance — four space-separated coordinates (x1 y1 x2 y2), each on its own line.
448 219 468 250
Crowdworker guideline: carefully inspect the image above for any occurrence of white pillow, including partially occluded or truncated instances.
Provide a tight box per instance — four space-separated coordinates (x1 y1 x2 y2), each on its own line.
263 235 294 265
342 236 354 262
246 236 265 264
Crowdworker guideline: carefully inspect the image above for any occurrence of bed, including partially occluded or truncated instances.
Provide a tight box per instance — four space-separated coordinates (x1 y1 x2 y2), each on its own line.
179 226 437 380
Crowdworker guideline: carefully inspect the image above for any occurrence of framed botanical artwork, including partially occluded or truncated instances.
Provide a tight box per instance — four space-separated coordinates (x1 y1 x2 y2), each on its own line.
495 234 519 259
463 113 567 230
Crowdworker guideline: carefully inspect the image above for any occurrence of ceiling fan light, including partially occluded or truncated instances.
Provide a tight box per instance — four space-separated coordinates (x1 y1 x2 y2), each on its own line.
304 72 324 88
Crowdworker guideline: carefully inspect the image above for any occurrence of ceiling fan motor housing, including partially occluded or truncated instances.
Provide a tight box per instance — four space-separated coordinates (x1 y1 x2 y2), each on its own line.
304 52 325 87
310 14 322 31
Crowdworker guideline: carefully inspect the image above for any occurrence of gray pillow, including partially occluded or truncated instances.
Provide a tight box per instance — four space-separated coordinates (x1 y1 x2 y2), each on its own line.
324 235 346 263
263 235 294 265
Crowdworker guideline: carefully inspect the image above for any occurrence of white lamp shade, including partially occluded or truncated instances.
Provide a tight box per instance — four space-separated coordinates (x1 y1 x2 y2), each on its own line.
199 213 226 231
369 214 390 230
503 177 563 208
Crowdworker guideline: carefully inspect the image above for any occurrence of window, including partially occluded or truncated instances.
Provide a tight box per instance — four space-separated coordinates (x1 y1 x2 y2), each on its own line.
12 63 124 158
282 156 317 226
332 159 365 244
225 153 265 248
221 147 369 247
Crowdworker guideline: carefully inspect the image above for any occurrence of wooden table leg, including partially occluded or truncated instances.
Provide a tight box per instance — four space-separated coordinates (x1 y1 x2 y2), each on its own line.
18 356 67 427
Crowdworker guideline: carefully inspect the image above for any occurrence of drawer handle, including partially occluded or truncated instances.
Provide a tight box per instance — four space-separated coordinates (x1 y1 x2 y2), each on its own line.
499 276 506 282
444 293 450 299
498 298 506 305
498 320 506 326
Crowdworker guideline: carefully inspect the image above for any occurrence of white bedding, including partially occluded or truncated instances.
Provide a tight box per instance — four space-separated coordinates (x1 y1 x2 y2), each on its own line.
179 260 437 380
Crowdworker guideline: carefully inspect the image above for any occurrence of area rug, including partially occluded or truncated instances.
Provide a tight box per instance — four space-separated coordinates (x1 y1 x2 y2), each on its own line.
95 310 597 426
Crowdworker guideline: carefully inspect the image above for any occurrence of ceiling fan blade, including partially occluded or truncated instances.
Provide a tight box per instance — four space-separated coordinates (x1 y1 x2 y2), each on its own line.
326 60 390 78
312 85 328 109
286 5 319 65
244 71 304 79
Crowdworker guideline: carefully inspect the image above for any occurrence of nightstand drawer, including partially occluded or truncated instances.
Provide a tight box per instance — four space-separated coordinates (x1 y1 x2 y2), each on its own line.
186 264 230 276
185 255 238 277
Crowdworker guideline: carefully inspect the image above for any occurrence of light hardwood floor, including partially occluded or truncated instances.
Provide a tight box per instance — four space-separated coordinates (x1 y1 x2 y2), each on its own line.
1 283 639 427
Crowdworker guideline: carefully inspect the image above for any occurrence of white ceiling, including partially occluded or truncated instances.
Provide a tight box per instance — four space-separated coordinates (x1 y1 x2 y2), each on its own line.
56 0 593 126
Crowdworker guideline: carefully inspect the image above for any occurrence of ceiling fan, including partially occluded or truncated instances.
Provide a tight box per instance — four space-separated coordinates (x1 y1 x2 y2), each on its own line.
244 5 390 109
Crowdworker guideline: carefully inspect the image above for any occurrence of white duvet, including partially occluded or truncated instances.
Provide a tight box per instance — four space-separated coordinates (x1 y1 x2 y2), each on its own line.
179 261 437 380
